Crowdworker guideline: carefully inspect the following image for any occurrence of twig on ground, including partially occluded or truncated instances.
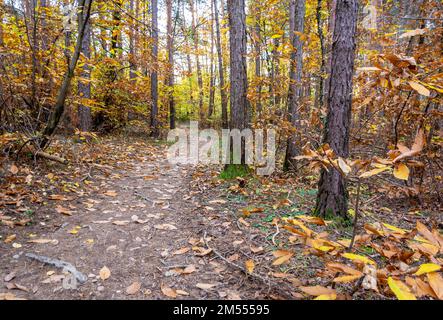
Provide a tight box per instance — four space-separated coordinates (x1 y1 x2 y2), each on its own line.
202 231 295 300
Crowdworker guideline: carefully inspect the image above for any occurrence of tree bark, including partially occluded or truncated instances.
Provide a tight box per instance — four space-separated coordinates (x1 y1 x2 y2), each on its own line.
315 0 358 218
150 0 159 137
40 0 93 148
208 0 216 118
284 0 306 171
166 0 175 129
227 0 249 162
214 0 228 128
189 0 204 123
77 5 92 132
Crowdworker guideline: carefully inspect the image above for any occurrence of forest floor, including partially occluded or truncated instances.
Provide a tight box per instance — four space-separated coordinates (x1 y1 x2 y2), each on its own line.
0 130 441 300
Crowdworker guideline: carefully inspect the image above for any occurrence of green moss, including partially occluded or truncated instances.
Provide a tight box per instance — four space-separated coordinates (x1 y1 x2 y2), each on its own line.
219 164 251 180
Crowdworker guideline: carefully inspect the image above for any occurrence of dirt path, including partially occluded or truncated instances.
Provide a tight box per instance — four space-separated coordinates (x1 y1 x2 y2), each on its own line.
0 145 268 300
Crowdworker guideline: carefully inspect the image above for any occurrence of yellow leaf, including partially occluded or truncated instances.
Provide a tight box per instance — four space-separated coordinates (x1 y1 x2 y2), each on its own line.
314 294 337 300
409 81 430 97
415 263 441 276
245 260 255 274
359 167 390 179
342 253 376 265
393 163 410 181
382 223 408 234
388 277 417 300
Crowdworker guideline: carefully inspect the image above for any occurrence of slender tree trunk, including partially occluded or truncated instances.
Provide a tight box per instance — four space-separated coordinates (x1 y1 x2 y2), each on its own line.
150 0 159 137
253 5 262 116
189 0 204 122
78 6 92 132
315 0 358 218
214 0 228 128
208 0 216 118
316 0 326 109
166 0 175 129
129 0 137 80
41 0 93 148
227 0 249 162
284 0 306 171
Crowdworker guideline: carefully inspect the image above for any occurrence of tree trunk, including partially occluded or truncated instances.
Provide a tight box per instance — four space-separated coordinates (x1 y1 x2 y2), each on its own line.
208 0 216 118
166 0 175 129
253 4 262 116
284 0 306 171
150 0 159 137
78 6 92 132
315 0 358 218
129 0 137 80
214 0 228 128
40 0 93 148
227 0 249 162
189 0 204 123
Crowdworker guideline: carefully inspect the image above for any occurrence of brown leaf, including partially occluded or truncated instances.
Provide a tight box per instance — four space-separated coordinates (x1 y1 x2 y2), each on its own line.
104 190 118 197
99 266 111 280
55 205 72 216
9 164 19 175
126 282 141 295
161 283 177 298
173 247 190 255
300 285 336 297
427 272 443 300
196 283 218 290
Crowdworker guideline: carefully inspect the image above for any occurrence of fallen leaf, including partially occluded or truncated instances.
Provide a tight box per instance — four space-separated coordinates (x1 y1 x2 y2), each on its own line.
393 163 410 181
112 220 130 226
161 283 177 298
104 190 118 197
173 247 190 255
55 205 73 216
9 164 19 175
99 266 111 280
342 253 376 265
196 283 218 290
415 263 441 276
409 81 430 97
388 277 416 300
245 260 255 274
300 285 336 297
4 234 16 244
154 224 177 230
126 282 141 295
272 250 293 266
427 272 443 300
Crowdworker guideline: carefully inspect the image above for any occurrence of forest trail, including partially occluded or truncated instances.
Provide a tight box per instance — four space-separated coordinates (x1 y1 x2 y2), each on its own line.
0 145 265 300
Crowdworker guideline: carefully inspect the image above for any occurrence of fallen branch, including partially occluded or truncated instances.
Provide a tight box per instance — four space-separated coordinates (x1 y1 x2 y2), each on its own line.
25 253 88 284
202 232 295 300
35 151 68 164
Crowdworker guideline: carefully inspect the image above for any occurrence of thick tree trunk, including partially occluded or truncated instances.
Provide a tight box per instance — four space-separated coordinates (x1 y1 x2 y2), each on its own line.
315 0 358 218
150 0 159 137
78 8 92 132
214 0 228 128
40 0 93 148
284 0 306 171
227 0 249 162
